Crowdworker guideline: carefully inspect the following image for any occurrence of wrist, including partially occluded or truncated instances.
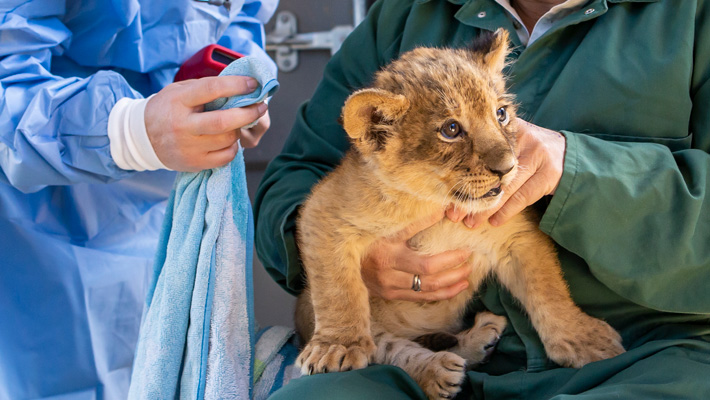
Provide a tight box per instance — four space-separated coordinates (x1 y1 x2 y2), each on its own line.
108 96 171 171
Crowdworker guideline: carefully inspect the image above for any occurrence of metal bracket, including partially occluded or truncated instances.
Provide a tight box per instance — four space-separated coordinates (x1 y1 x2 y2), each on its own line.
266 0 367 72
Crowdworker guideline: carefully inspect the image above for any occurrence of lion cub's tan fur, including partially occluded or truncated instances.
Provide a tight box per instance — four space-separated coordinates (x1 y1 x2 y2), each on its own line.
295 30 625 399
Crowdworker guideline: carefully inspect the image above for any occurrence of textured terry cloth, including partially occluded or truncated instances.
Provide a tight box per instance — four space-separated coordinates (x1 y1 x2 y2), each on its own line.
128 56 282 400
252 326 301 399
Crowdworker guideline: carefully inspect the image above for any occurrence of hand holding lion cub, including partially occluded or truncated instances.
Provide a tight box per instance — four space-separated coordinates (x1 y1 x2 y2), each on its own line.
361 209 474 302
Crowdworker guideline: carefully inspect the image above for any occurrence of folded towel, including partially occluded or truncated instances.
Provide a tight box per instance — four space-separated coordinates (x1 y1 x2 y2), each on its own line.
252 326 300 398
128 56 289 400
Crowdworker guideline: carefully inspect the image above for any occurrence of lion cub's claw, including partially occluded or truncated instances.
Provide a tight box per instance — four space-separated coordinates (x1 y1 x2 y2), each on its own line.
417 352 467 400
297 335 376 375
546 316 625 369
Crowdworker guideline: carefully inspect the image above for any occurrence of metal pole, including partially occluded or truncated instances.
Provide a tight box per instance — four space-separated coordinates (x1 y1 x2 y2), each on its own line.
352 0 367 27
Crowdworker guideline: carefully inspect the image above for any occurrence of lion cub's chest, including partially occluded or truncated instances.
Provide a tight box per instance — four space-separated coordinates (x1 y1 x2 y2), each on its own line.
408 219 513 261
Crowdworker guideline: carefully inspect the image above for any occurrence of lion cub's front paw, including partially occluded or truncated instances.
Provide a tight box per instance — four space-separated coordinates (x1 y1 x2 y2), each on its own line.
546 315 625 368
416 352 466 400
297 334 376 375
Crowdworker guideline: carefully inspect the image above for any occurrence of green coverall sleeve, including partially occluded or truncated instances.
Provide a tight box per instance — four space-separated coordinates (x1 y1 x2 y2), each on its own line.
253 1 412 295
539 1 710 314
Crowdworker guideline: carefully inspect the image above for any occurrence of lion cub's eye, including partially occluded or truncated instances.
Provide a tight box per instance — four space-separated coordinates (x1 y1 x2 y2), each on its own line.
440 120 463 140
496 107 509 125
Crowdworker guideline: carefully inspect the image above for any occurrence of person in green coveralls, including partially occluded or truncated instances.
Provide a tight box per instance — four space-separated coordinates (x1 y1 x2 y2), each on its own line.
254 0 710 398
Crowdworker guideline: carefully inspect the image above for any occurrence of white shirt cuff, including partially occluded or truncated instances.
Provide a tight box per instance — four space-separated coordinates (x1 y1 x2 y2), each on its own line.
108 96 171 171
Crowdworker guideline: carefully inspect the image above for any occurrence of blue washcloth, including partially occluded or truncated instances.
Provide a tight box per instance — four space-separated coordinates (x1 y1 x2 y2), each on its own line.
205 58 279 111
128 56 295 400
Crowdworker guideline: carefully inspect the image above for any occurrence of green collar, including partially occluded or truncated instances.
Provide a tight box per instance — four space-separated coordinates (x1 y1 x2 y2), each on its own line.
416 0 659 48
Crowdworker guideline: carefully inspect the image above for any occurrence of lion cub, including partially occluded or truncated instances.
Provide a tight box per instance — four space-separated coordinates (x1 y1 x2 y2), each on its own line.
294 30 625 399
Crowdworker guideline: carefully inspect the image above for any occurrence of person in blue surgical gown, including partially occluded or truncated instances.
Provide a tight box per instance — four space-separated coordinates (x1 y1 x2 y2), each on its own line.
0 1 278 398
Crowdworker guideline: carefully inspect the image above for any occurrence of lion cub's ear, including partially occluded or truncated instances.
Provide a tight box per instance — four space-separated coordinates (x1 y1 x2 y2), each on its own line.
469 28 510 73
342 88 410 147
485 28 510 72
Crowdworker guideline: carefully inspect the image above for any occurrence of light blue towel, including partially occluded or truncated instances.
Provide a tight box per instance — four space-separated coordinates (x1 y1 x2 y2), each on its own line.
128 57 294 400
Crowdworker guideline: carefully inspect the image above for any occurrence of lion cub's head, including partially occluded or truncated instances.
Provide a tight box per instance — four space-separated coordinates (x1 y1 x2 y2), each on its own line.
342 29 518 214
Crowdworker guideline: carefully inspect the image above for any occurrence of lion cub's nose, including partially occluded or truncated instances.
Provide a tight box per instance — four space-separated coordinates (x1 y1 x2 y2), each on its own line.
483 150 516 178
488 163 514 178
478 139 516 178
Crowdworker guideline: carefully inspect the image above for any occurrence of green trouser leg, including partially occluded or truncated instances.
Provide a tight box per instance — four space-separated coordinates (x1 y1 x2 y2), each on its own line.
468 337 710 399
270 337 710 399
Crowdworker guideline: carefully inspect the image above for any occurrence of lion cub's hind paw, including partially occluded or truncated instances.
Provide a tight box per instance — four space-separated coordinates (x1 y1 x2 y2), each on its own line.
548 316 625 369
417 352 467 400
452 311 507 365
297 336 375 375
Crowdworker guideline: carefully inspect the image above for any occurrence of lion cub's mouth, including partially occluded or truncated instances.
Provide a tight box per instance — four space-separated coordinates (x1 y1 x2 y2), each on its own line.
482 185 502 198
453 184 502 201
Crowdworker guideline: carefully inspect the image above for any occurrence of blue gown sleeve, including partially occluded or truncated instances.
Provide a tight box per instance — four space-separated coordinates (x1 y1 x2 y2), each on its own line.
0 1 144 193
0 0 278 194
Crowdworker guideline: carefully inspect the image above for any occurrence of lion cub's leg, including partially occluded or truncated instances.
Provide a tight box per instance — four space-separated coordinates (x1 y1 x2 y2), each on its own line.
373 327 466 400
496 229 625 368
295 244 376 375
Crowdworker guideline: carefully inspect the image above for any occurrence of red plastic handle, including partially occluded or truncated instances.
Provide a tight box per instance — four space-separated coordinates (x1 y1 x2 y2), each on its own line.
174 44 244 82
